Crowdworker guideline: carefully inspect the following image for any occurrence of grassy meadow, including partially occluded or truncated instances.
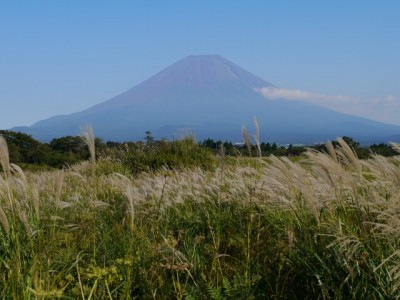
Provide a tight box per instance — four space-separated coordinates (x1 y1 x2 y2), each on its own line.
0 132 400 299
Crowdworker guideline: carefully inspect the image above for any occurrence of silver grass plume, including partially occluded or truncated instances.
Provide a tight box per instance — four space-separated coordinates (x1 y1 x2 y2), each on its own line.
0 135 11 179
390 142 400 154
242 125 252 156
325 141 338 163
336 137 361 174
253 116 262 158
81 124 96 165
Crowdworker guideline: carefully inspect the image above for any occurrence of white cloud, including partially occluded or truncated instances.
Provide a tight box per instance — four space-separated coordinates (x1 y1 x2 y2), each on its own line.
256 87 318 101
256 87 400 125
256 87 359 104
385 95 398 105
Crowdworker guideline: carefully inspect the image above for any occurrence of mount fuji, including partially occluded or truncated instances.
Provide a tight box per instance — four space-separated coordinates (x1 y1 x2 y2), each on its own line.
13 55 400 144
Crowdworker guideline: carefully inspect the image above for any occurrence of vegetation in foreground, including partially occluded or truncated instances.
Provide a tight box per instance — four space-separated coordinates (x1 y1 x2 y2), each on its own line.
0 131 400 299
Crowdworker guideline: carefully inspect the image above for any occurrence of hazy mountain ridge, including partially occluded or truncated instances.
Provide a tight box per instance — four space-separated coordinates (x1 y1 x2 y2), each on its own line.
12 55 400 144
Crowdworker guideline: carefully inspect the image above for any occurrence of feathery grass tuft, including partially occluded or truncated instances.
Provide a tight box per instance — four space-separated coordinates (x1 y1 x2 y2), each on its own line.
252 116 262 158
241 125 252 156
81 124 96 165
391 142 400 154
0 135 11 179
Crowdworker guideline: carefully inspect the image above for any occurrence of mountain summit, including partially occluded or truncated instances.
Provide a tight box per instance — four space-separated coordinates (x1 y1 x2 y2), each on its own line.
81 55 273 114
13 55 400 143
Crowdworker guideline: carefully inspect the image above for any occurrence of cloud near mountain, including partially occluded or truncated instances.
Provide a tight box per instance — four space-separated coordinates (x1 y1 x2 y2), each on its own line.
256 87 358 103
257 87 400 125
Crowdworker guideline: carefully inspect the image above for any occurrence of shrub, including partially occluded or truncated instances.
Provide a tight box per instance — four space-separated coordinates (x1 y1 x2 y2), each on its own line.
125 137 216 174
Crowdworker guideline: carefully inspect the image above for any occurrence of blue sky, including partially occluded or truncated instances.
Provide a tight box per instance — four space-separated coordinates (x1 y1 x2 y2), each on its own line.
1 0 400 129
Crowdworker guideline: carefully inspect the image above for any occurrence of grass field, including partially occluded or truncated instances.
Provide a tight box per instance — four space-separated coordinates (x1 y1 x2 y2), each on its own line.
0 135 400 299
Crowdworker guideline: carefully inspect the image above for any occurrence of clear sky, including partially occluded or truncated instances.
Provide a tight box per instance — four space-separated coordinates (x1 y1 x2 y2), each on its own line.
1 0 400 129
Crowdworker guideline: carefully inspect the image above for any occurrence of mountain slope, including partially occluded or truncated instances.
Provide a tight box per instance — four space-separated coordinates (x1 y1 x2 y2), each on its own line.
13 55 400 143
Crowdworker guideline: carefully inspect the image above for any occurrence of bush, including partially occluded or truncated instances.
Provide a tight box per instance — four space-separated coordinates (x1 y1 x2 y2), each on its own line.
126 137 216 174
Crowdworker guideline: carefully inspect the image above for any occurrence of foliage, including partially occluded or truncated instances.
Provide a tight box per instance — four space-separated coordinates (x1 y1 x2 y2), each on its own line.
125 136 216 174
1 130 398 174
0 137 400 298
0 130 41 163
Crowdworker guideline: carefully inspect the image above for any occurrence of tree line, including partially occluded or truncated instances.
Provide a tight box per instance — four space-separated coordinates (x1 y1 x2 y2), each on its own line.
0 130 397 171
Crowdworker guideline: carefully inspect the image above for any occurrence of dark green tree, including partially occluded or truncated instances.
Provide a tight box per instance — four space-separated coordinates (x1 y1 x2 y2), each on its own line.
0 130 42 163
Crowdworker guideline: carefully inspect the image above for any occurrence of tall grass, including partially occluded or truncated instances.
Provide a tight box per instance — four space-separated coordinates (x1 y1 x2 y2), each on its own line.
252 116 262 158
0 136 400 298
81 124 96 166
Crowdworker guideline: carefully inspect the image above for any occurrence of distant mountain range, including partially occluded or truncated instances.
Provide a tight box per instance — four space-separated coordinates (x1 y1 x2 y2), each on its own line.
13 55 400 144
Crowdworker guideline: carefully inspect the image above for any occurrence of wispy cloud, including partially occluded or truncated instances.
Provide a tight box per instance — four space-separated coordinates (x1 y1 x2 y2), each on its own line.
257 87 363 104
256 87 400 125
